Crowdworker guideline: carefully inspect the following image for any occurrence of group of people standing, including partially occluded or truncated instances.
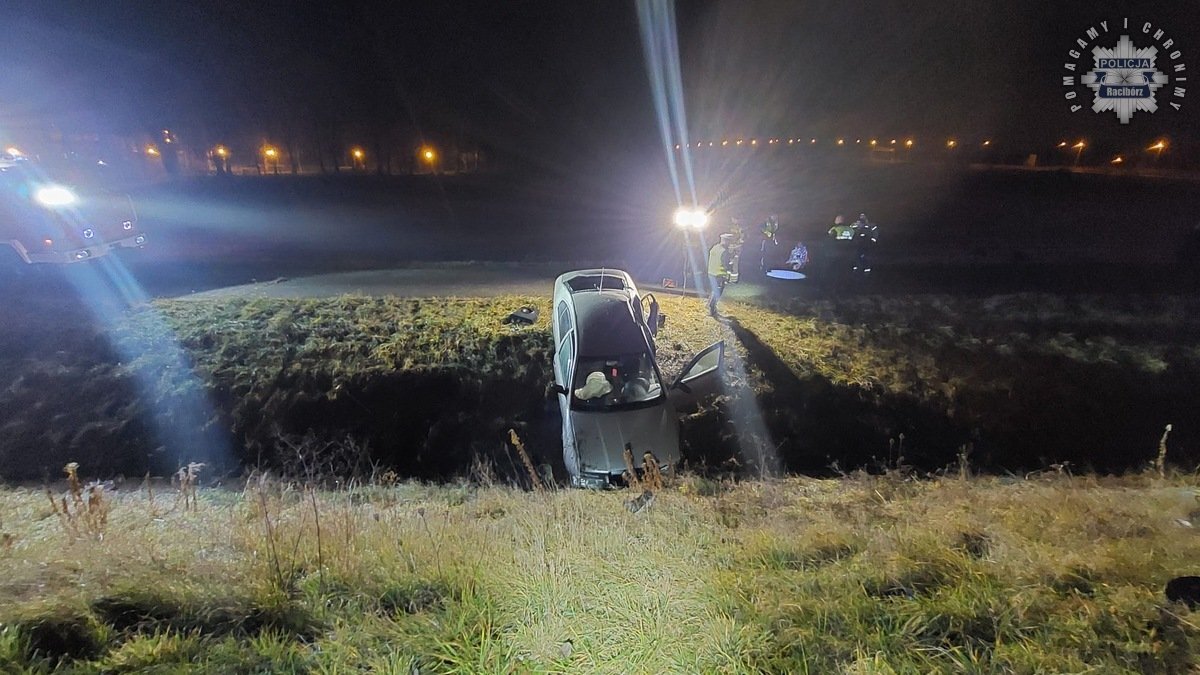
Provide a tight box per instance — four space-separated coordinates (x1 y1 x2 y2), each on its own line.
704 213 879 316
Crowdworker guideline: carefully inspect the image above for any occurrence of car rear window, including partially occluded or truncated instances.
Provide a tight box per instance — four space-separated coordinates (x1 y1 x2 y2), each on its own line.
566 274 626 292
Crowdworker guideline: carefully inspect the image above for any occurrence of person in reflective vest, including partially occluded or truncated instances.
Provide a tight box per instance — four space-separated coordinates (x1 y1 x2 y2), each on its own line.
851 213 879 274
759 214 780 272
707 233 734 316
827 214 853 241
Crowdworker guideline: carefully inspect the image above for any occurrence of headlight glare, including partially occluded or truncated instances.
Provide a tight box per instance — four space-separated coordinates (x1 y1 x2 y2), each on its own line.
34 185 78 207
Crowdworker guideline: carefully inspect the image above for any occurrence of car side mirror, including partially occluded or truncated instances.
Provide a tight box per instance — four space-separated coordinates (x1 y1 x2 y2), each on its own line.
550 384 569 396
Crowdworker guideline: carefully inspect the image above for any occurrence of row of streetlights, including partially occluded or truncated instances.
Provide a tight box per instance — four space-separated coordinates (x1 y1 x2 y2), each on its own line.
140 143 439 169
1056 139 1169 165
672 137 976 150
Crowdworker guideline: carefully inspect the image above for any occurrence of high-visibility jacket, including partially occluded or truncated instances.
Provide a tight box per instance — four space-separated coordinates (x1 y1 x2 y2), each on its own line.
829 224 854 240
707 243 729 277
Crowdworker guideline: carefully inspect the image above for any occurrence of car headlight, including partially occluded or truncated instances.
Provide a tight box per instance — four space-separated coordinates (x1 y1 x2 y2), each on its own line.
34 185 78 208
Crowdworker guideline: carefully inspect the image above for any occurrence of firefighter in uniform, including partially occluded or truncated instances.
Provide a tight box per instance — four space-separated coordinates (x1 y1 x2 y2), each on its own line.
726 218 745 283
759 214 780 272
851 213 879 274
825 214 853 278
707 233 734 316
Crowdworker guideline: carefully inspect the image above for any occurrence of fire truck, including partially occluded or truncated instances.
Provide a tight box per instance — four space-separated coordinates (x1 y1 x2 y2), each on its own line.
1 148 144 267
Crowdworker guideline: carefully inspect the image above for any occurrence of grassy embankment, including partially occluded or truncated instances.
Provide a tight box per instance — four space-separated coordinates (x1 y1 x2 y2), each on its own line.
5 290 1197 479
3 289 1200 670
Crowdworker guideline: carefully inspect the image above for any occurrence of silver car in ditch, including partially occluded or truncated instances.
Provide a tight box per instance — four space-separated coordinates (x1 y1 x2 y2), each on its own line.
551 269 723 488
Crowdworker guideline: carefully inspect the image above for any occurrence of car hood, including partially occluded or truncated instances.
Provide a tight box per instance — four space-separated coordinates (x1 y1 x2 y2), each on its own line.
570 403 680 475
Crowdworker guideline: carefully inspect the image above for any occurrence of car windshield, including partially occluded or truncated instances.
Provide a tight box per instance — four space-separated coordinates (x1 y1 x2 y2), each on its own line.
571 352 662 411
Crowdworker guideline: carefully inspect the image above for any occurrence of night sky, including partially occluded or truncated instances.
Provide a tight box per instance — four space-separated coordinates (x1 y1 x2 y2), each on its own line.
2 1 1197 169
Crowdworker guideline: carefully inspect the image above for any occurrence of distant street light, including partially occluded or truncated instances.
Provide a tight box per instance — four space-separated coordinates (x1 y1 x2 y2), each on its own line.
982 140 992 147
904 139 914 148
1111 156 1124 164
946 139 957 148
352 147 365 169
145 145 160 156
1072 141 1085 165
1148 140 1167 162
420 147 437 173
5 147 21 156
213 145 229 174
836 138 845 145
263 146 279 174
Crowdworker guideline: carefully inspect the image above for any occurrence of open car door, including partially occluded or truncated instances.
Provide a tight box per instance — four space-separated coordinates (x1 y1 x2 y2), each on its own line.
667 341 724 411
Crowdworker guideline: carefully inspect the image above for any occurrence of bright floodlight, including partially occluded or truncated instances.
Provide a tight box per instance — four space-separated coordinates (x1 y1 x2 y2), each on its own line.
5 147 21 156
672 207 708 229
35 185 77 207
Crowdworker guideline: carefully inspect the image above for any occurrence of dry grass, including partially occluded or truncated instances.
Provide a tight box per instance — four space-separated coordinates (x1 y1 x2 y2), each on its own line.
724 293 1200 401
2 286 1199 669
2 471 1200 672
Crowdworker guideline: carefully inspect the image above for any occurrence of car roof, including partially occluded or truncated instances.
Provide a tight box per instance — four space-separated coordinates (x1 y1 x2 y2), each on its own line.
572 290 649 357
